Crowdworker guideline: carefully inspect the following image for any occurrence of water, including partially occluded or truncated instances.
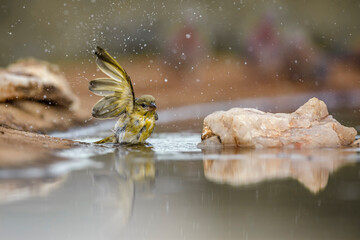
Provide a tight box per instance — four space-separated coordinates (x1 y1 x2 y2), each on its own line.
0 129 360 240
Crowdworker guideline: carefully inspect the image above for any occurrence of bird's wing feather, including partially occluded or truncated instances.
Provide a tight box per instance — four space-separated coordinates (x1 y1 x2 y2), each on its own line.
92 95 128 119
90 46 135 119
89 78 128 96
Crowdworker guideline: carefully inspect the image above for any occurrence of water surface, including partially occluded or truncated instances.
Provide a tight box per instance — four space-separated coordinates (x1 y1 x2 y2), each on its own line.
0 130 360 240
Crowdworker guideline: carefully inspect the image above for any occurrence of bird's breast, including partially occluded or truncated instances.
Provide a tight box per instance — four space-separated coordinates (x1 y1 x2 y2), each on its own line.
115 112 156 144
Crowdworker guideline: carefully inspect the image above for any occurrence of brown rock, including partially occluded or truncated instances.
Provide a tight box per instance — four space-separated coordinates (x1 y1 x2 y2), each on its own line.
201 97 357 148
0 58 78 108
0 59 81 132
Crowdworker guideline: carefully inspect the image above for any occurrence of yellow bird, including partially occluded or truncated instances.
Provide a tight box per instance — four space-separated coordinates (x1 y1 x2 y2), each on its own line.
89 46 158 144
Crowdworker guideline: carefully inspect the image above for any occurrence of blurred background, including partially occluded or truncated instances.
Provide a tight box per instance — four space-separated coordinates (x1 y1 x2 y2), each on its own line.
1 3 360 240
0 0 360 126
1 0 360 63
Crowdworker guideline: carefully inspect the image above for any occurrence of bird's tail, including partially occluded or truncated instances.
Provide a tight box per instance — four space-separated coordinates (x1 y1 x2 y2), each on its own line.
95 134 117 144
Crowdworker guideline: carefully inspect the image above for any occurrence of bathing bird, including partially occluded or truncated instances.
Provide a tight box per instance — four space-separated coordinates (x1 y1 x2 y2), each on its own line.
89 46 158 144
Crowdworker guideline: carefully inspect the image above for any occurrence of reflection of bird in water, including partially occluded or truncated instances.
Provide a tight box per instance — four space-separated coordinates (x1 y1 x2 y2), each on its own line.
115 145 156 196
89 46 158 144
202 148 353 194
91 152 134 226
88 144 157 229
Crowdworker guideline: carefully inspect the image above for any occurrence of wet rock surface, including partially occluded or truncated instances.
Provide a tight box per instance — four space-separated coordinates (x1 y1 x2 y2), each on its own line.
0 59 81 132
201 98 357 148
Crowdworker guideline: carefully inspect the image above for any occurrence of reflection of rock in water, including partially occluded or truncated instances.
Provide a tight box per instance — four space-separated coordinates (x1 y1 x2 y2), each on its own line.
203 148 355 193
0 176 66 204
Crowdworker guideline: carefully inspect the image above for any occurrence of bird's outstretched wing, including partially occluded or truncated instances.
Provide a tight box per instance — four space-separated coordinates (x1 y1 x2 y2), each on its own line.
89 46 135 119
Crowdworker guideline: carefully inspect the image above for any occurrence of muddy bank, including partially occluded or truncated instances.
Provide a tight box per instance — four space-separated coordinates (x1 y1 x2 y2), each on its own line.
0 126 76 168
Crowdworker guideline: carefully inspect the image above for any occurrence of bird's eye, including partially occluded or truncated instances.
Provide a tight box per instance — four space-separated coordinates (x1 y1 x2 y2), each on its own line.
141 103 146 108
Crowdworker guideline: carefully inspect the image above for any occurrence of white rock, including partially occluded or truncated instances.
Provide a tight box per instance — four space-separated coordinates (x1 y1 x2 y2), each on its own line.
201 98 357 148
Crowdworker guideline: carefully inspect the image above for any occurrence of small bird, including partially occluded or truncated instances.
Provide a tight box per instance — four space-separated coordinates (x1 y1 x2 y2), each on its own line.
89 46 158 144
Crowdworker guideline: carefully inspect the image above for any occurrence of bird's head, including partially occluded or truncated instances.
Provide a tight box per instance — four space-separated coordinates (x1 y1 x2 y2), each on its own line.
135 95 157 115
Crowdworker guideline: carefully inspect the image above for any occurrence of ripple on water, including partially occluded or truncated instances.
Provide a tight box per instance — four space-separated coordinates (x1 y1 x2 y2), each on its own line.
149 133 201 153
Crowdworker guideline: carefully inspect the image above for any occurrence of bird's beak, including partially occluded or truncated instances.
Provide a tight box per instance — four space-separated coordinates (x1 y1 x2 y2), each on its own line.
148 102 157 111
